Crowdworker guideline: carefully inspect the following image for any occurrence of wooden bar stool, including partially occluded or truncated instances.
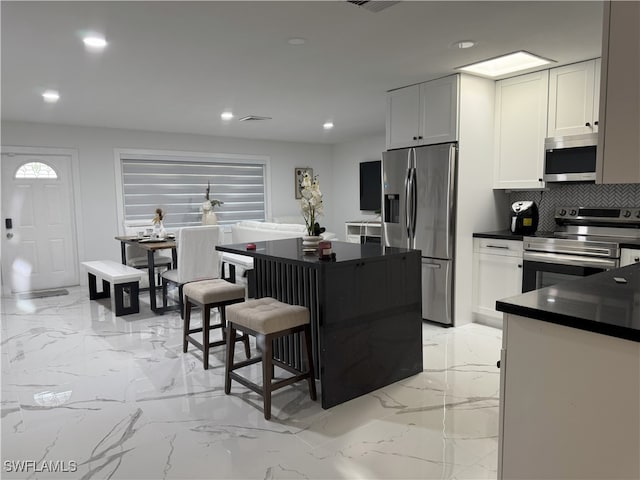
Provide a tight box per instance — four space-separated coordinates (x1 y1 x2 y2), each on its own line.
224 297 317 420
183 279 250 370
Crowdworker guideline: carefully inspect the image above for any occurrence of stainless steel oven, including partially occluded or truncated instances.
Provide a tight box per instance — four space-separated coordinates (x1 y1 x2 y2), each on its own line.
522 251 618 292
522 206 640 293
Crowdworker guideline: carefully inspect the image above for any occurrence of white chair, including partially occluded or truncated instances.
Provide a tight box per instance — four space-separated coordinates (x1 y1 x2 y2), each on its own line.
161 225 221 316
123 223 172 285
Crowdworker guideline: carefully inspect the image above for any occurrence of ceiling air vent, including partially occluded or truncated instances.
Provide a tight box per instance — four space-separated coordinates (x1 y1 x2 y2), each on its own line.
346 1 399 13
238 115 272 122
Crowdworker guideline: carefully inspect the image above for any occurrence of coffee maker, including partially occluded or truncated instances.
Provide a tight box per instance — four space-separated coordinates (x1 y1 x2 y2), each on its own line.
510 201 539 235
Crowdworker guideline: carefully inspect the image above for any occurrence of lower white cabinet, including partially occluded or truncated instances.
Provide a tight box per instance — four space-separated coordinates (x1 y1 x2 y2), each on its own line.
472 238 523 323
620 248 640 266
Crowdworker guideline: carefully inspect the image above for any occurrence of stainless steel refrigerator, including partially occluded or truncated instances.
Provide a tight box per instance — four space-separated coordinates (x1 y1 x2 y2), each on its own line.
382 143 457 325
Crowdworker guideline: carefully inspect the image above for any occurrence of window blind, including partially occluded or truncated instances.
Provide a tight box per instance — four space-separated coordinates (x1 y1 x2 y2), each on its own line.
121 157 266 228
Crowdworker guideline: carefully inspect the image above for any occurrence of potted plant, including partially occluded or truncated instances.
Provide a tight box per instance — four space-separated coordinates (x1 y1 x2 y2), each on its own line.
299 173 325 247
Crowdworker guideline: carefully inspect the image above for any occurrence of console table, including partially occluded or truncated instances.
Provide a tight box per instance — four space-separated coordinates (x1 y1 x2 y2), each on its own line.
216 238 423 409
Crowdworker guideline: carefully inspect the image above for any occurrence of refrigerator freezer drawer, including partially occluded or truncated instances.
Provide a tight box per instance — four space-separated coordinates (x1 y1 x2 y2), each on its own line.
421 258 453 325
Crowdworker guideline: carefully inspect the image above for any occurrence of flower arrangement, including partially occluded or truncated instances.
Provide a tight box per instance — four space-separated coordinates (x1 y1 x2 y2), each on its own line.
299 172 325 236
152 208 164 225
202 180 223 212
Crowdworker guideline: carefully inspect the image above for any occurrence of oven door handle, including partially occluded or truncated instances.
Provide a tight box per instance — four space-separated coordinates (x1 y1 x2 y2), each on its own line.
523 251 619 269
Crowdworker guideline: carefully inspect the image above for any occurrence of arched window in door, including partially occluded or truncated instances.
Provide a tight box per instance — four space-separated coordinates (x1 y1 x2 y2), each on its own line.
14 161 58 179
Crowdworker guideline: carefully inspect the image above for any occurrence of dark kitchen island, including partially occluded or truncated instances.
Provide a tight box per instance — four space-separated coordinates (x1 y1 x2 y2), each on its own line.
217 238 423 409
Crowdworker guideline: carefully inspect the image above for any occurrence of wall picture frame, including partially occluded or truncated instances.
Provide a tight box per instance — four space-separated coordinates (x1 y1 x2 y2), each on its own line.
294 167 313 199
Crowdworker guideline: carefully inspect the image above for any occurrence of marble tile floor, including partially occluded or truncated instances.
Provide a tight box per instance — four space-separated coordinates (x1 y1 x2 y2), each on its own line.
1 287 502 479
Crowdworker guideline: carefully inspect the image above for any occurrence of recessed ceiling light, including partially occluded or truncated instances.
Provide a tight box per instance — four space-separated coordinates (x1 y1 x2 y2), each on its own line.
456 51 554 78
287 37 306 46
452 40 476 49
83 35 108 50
221 111 234 121
42 90 60 103
323 122 334 130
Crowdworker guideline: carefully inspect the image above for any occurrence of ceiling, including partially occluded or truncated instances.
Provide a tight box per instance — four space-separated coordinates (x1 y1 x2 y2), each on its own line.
1 1 604 145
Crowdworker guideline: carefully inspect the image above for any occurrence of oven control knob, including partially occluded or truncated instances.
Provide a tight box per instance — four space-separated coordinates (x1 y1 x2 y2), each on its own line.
570 209 577 216
559 209 567 216
636 211 640 219
624 210 632 218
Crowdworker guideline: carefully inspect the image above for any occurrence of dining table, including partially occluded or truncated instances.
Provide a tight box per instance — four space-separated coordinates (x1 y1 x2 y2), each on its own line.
114 235 177 313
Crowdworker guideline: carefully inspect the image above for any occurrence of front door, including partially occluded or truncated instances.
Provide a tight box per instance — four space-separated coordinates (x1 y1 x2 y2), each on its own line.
1 153 79 293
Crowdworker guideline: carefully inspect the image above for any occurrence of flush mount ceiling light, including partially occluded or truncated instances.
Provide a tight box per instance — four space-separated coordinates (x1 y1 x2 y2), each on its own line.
42 90 60 103
83 35 108 50
323 122 334 130
220 111 234 121
451 40 476 49
456 50 554 78
287 37 306 45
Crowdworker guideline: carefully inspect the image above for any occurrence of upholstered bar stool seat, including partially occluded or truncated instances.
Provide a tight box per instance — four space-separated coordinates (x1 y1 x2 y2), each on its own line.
183 279 250 370
224 297 317 420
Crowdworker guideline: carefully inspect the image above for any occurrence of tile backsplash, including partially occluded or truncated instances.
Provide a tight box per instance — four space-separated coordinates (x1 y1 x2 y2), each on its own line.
509 183 640 232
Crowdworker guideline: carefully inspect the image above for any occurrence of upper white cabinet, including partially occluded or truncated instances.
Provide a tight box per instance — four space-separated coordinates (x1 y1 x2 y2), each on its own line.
597 1 640 184
547 59 601 137
386 75 459 150
493 70 549 190
386 84 421 150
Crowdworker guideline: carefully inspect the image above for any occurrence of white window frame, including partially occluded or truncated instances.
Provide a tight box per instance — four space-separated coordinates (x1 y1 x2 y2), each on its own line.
113 148 272 235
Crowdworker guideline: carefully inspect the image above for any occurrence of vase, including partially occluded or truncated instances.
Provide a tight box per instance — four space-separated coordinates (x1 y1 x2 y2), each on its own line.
302 235 322 249
202 211 218 225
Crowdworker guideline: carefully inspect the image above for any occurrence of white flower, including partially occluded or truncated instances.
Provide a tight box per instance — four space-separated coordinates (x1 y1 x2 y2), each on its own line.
299 173 324 235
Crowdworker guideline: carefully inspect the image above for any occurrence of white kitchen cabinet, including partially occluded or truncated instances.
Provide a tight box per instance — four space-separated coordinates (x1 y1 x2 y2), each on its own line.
547 59 601 137
386 75 459 150
386 84 421 150
493 70 549 189
620 248 640 267
499 314 640 479
472 238 523 324
597 1 640 184
345 221 381 244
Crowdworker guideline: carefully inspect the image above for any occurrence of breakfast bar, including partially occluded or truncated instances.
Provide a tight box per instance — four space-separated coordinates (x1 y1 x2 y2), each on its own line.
216 238 423 409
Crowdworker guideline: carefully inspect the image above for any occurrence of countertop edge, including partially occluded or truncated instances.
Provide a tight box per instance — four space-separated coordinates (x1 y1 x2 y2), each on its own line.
473 231 523 241
496 300 640 343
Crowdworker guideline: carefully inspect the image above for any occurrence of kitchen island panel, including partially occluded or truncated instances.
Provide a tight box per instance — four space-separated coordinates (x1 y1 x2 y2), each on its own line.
499 313 640 479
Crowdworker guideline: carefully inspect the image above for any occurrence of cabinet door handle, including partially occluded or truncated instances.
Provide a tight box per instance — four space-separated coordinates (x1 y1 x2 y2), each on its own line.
486 244 509 249
585 122 592 127
594 121 599 126
518 264 522 268
412 136 418 141
634 257 639 262
418 135 423 140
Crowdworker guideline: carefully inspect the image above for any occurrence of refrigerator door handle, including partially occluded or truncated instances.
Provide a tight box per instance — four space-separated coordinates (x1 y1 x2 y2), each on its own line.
404 165 412 240
422 262 441 269
410 167 417 239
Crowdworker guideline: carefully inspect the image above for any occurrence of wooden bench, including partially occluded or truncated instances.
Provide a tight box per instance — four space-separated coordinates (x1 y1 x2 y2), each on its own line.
81 260 144 316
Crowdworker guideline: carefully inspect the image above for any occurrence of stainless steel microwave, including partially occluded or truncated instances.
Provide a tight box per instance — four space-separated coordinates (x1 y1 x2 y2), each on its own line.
543 133 598 182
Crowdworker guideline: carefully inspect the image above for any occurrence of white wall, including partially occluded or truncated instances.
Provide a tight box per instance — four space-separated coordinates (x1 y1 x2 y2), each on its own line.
2 121 333 264
329 134 385 240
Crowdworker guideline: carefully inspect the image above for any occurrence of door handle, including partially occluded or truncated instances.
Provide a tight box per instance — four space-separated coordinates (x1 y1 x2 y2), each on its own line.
422 262 441 269
6 232 13 239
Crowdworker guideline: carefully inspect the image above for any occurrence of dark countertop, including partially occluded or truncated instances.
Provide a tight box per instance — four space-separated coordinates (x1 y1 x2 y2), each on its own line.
497 263 640 342
473 230 523 241
217 238 417 267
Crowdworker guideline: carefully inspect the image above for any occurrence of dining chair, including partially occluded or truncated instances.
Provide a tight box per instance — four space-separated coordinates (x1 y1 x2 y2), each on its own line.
161 225 221 316
123 223 172 284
